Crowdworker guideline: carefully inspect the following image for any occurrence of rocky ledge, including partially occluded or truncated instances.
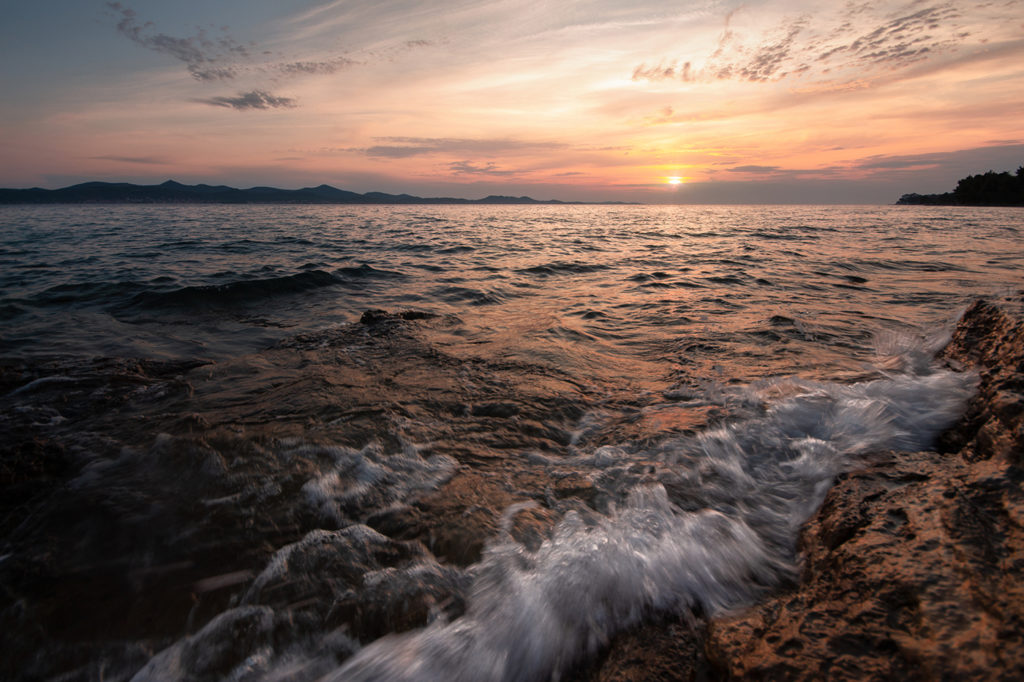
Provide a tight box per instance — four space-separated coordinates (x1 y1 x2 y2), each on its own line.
580 295 1024 680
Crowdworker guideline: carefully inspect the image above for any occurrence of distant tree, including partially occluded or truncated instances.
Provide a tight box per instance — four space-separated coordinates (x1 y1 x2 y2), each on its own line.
897 163 1024 205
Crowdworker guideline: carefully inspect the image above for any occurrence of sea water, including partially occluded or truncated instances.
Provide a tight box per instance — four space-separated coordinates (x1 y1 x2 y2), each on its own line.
0 204 1021 681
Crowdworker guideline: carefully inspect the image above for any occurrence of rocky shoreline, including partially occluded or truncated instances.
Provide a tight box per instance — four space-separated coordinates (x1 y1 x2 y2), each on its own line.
577 295 1024 680
1 297 1021 680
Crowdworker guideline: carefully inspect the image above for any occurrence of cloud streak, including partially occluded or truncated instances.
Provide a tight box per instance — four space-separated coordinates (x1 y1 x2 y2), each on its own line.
448 161 517 176
727 165 781 173
853 144 1024 173
192 90 296 110
90 155 169 165
277 57 357 76
107 3 367 99
108 2 248 81
632 2 975 87
361 137 568 158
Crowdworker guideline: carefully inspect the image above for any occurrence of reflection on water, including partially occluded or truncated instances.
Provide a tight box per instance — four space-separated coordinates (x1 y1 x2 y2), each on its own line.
2 204 1022 387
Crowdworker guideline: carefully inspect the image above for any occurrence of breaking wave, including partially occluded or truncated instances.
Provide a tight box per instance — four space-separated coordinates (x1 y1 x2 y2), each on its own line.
290 354 974 681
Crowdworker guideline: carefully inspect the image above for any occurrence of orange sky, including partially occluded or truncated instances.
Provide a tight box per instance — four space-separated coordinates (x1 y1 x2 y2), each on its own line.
2 1 1023 202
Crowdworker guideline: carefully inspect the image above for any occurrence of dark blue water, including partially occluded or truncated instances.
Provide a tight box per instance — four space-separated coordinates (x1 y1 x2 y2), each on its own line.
1 204 1021 681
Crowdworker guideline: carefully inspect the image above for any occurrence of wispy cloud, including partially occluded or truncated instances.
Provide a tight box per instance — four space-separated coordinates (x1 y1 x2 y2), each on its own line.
727 165 781 173
733 16 810 82
90 155 169 165
192 90 297 110
853 144 1024 173
632 2 978 87
448 161 517 176
107 2 247 81
107 3 374 100
364 145 433 158
361 137 567 159
276 57 357 76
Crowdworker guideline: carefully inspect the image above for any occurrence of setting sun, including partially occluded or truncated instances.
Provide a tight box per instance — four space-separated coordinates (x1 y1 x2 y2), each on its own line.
667 176 684 185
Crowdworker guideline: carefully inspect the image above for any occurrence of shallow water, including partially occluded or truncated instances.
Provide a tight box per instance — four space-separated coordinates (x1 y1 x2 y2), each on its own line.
0 204 1021 681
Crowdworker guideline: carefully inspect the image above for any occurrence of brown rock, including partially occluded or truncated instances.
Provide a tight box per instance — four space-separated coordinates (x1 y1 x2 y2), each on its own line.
939 297 1024 465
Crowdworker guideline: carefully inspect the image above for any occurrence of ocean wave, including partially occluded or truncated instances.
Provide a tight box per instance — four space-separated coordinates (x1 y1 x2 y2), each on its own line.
331 363 976 681
32 280 147 306
517 261 611 277
125 270 344 310
431 285 513 306
336 263 407 280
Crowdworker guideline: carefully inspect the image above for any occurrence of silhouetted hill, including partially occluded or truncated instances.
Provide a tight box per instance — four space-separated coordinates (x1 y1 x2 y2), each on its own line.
897 165 1024 206
0 180 630 205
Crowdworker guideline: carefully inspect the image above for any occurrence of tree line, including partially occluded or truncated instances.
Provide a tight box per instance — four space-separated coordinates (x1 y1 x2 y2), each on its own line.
897 165 1024 206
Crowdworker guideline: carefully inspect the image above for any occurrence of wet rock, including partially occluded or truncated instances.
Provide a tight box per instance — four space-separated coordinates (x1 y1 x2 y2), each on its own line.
471 401 520 418
329 561 469 641
568 614 712 682
706 450 1024 679
242 526 427 610
238 525 469 643
939 297 1024 465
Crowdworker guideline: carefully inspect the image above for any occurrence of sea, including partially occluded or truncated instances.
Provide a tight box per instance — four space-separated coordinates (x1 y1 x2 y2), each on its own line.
0 203 1021 681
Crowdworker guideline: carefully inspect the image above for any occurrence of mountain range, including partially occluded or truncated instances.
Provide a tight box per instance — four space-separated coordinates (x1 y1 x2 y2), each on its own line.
0 180 619 205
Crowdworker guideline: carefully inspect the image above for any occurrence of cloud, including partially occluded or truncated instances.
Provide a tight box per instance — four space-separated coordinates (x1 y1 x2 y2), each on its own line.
631 2 984 87
276 57 357 76
364 145 433 158
107 2 246 81
840 5 961 67
448 161 516 176
735 17 809 82
854 144 1024 173
90 155 169 165
632 61 694 82
189 65 238 81
192 90 297 110
361 137 567 158
727 165 781 173
107 3 375 89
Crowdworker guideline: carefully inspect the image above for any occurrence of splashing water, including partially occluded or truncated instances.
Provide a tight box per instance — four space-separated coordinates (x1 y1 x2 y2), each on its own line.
331 364 976 681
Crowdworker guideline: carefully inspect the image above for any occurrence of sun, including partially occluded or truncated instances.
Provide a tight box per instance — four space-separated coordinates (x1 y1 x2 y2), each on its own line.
666 176 684 185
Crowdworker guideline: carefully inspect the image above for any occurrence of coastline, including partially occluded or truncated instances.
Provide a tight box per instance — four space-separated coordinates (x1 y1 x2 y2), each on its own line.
2 294 1021 680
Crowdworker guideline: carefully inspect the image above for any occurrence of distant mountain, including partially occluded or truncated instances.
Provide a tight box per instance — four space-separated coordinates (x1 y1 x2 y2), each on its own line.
0 180 629 205
897 165 1024 206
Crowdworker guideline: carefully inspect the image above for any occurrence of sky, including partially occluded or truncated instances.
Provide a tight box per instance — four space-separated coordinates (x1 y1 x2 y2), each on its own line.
1 0 1023 203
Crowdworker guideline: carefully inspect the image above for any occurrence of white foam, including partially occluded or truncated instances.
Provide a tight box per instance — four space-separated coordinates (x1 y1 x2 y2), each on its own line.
294 442 456 525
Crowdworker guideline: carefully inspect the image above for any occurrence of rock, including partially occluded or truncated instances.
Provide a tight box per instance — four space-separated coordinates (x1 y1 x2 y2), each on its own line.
241 525 468 643
329 561 469 641
706 450 1024 680
939 297 1024 465
471 401 520 418
569 614 712 682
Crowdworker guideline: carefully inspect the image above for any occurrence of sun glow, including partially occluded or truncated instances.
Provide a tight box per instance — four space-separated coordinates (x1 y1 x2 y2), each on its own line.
667 176 684 185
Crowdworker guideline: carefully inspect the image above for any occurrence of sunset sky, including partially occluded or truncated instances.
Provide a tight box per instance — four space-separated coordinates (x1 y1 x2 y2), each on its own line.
2 1 1023 203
